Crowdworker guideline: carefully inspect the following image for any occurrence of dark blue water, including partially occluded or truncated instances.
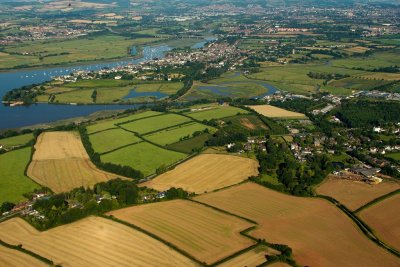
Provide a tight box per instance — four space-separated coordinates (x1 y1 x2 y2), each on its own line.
0 38 214 130
0 104 143 129
123 88 168 100
0 45 173 95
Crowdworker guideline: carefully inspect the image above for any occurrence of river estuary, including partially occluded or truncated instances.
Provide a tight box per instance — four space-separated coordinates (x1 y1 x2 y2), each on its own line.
0 37 277 130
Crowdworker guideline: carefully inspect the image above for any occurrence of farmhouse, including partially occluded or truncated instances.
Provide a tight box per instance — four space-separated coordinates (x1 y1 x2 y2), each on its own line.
349 167 383 184
350 167 381 178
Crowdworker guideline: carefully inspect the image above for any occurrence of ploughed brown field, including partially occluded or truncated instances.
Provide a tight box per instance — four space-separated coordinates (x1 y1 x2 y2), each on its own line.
195 183 399 267
108 200 254 265
27 132 121 193
0 245 48 267
246 105 306 119
141 154 259 194
359 194 400 251
316 176 400 210
0 217 197 267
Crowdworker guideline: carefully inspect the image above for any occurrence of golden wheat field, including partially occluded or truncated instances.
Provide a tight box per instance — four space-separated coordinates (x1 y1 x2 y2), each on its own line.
0 217 197 267
359 194 400 251
141 154 259 194
108 200 254 265
247 105 306 119
27 132 120 193
217 246 276 267
0 245 48 267
195 183 399 267
316 176 400 210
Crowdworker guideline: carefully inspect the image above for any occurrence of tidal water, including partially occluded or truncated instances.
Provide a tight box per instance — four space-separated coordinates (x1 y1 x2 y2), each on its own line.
0 38 214 130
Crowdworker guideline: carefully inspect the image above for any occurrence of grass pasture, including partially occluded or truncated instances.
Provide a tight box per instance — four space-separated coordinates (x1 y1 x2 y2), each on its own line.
41 81 183 104
331 52 400 70
108 200 254 265
86 111 162 134
0 148 40 205
166 133 211 154
120 113 191 134
185 105 248 121
27 132 120 193
89 128 142 154
0 217 197 266
247 105 306 119
0 245 48 267
141 154 259 194
195 183 399 267
135 82 183 95
101 142 186 176
143 122 214 146
359 194 400 251
316 176 400 211
329 77 389 90
0 133 33 149
0 34 162 69
385 152 400 161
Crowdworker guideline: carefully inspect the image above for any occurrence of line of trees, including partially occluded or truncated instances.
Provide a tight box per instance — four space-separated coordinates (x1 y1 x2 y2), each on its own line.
78 126 144 179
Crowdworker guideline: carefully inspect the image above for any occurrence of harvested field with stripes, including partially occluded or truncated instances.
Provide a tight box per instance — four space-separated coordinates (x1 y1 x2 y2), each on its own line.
359 194 400 251
0 217 197 267
247 105 306 119
27 132 120 193
195 183 399 267
108 200 254 265
141 154 259 194
316 176 400 210
217 246 275 267
0 245 48 267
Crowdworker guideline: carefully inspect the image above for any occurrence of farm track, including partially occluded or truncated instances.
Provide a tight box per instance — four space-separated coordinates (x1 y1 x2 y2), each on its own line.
196 183 399 267
317 195 400 257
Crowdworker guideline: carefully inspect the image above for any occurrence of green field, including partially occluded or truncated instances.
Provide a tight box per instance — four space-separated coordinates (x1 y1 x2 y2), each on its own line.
185 106 248 121
38 81 183 104
329 77 390 90
86 111 162 134
331 52 400 70
0 134 34 149
0 148 40 205
101 142 186 176
143 122 214 146
184 73 280 100
89 128 142 154
120 113 191 134
0 35 162 69
385 152 400 161
134 82 183 95
166 133 211 154
247 64 368 95
64 79 134 88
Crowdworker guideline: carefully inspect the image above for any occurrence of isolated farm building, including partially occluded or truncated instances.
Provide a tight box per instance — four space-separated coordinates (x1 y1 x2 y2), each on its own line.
350 167 380 178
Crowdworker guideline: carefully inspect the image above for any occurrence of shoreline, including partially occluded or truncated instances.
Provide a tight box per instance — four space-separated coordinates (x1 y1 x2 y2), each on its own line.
0 53 144 74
